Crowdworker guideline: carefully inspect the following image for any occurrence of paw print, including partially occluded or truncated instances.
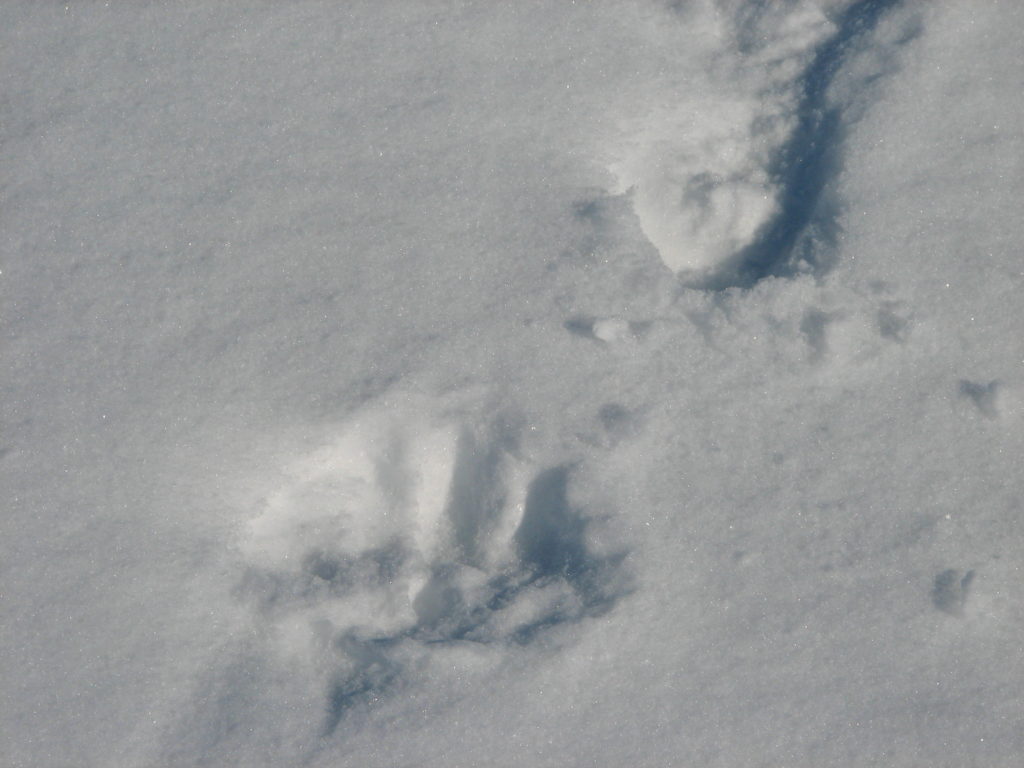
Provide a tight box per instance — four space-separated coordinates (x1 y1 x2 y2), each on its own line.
234 396 628 735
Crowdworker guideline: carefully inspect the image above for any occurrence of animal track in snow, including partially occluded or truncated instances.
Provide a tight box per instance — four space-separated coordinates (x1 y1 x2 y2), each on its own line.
875 300 912 342
955 378 1024 422
958 380 1001 420
235 396 628 735
932 568 975 617
609 0 911 288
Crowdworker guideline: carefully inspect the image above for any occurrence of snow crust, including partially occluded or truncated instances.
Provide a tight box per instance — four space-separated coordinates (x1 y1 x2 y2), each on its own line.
2 1 1023 766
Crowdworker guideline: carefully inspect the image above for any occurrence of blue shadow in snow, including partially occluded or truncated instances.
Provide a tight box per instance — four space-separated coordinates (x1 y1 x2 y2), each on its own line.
319 465 630 734
716 0 905 289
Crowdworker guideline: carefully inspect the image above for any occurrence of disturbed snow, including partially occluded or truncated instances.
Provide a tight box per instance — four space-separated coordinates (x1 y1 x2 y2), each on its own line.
2 1 1023 766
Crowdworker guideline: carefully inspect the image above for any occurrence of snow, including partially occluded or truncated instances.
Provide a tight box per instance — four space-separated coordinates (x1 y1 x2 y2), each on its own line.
2 1 1023 766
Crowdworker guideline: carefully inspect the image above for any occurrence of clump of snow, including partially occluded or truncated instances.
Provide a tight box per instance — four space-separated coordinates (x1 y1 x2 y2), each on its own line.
608 95 782 277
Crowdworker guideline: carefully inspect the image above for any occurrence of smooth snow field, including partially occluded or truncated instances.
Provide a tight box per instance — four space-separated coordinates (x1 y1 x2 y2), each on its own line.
2 1 1023 766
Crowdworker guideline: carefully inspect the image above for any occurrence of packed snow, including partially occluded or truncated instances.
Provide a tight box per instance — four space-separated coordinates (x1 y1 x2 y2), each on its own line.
2 1 1022 766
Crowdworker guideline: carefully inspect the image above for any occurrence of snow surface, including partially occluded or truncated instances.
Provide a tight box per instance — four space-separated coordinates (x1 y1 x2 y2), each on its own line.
2 1 1023 766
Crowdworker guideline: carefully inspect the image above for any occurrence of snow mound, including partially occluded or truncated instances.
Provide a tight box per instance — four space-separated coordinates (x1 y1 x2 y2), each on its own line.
609 96 781 279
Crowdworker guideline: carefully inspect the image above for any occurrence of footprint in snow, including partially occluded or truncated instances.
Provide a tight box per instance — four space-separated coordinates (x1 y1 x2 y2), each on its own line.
232 395 628 735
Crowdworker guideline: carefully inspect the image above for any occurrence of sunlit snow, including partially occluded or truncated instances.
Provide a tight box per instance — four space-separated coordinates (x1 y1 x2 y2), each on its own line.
2 1 1022 766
